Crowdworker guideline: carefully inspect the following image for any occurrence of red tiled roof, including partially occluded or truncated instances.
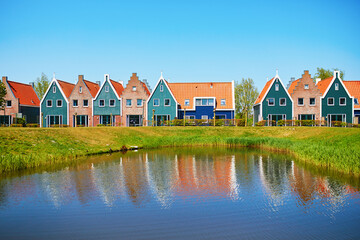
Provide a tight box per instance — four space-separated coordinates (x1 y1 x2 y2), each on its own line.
110 79 124 97
167 82 234 109
140 81 150 96
317 77 333 95
57 80 75 99
83 79 100 98
344 81 360 109
288 79 300 95
254 78 274 105
7 81 40 106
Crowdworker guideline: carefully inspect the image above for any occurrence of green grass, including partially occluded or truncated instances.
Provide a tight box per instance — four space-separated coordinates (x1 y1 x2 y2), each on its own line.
0 126 359 175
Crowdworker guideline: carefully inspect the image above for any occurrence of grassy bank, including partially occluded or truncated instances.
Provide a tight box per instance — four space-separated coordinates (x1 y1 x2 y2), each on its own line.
0 127 359 175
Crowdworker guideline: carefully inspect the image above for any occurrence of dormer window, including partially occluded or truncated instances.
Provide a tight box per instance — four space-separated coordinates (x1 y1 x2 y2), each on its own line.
79 86 82 93
221 99 226 106
160 85 164 92
184 99 190 106
304 84 309 89
355 98 359 105
335 83 339 91
132 86 136 91
105 86 109 92
275 84 279 91
53 86 56 93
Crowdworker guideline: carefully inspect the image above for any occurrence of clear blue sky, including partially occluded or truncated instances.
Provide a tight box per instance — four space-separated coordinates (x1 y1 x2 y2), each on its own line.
1 0 359 91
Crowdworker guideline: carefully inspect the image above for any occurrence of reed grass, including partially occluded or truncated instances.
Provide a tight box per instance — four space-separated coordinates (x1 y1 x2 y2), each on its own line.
0 126 359 175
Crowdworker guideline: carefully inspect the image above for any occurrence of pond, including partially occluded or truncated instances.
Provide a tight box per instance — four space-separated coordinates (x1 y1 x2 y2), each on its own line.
0 148 360 239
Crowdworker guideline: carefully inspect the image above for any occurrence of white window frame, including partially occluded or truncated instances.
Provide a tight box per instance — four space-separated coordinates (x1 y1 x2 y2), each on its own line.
335 83 339 91
268 98 275 106
73 99 78 107
105 86 109 92
184 99 190 106
99 99 105 107
132 86 136 91
221 99 226 106
309 98 316 106
201 115 208 120
6 100 11 107
109 99 116 107
339 97 346 106
83 99 89 107
328 97 334 106
56 99 63 107
164 98 170 106
153 98 160 106
185 115 195 120
160 85 164 92
46 100 52 107
79 86 82 93
279 98 286 106
275 84 279 91
126 99 132 107
137 99 143 107
304 84 309 90
53 86 56 93
298 98 304 106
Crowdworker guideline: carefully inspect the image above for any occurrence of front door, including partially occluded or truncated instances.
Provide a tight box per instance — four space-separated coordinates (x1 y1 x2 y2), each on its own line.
327 114 345 126
155 115 170 126
127 115 142 127
268 114 285 126
73 115 88 127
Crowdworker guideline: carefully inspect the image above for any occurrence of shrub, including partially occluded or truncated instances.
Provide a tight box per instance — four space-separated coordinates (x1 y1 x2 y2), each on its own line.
26 124 39 128
331 121 344 127
50 124 69 128
277 120 285 126
255 120 266 126
10 124 23 127
236 119 245 127
13 118 26 127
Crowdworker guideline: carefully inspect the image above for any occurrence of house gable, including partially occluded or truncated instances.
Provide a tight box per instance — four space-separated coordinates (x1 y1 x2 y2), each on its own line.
93 75 122 116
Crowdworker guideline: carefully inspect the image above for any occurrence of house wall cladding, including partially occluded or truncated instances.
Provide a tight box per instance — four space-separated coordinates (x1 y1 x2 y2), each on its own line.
147 79 177 121
41 82 68 127
321 76 353 123
93 81 121 116
121 73 149 126
19 106 39 124
262 78 293 120
0 78 19 123
290 71 321 120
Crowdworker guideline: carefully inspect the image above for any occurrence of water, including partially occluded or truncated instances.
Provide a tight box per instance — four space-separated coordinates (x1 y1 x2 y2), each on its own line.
0 147 360 240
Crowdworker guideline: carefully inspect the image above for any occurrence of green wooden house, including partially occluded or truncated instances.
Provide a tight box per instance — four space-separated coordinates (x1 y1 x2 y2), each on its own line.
146 73 178 126
253 72 293 126
40 76 75 127
318 71 354 125
92 74 124 126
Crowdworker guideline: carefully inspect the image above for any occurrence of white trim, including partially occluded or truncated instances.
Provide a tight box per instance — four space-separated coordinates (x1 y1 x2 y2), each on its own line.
153 98 160 106
99 99 105 107
56 99 63 107
267 98 275 106
327 97 334 106
297 98 304 106
93 74 122 100
40 78 70 106
322 71 352 98
279 98 286 106
339 97 346 106
105 86 109 92
46 99 53 107
126 99 132 107
109 99 116 107
136 98 143 107
164 98 171 106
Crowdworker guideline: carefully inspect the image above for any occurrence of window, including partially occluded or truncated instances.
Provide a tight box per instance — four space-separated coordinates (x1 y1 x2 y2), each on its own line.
298 98 304 106
132 86 136 91
355 98 359 105
105 86 109 92
164 99 170 106
99 99 105 107
202 99 208 106
46 100 52 107
328 97 334 106
83 99 88 107
185 115 195 119
79 86 82 93
208 99 214 105
221 99 226 106
310 98 316 106
6 100 11 107
304 84 309 89
196 99 201 106
268 98 275 106
73 99 78 107
160 85 164 92
201 115 208 120
335 83 339 91
126 99 132 107
279 98 286 106
137 99 143 106
339 97 346 106
195 98 215 106
184 99 190 106
153 98 159 106
109 99 115 107
275 84 279 91
56 100 62 107
52 86 56 93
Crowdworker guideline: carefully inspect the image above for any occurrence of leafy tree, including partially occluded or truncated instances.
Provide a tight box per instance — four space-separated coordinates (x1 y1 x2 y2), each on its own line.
313 67 344 80
34 73 50 99
235 78 258 125
0 81 6 111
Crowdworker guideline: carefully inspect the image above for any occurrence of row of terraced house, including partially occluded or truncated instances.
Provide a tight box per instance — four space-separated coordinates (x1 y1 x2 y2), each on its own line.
253 70 360 126
0 73 235 127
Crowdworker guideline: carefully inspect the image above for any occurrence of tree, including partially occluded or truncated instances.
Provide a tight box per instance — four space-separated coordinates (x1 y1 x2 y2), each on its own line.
0 81 6 111
34 73 50 99
235 78 259 125
313 67 344 80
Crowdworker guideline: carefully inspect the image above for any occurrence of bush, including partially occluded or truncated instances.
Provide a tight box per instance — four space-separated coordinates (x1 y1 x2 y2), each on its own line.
331 121 345 127
26 124 39 128
277 120 285 126
97 124 105 127
255 120 266 126
13 118 26 127
236 119 245 127
50 124 69 128
10 124 23 127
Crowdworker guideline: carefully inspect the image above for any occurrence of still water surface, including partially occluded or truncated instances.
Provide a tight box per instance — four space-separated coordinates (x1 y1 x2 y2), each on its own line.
0 148 360 239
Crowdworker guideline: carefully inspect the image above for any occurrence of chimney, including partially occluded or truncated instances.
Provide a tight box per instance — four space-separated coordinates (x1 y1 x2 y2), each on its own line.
316 78 321 85
132 73 137 77
143 79 151 92
104 74 110 82
287 77 295 89
78 75 84 82
96 81 101 86
29 82 35 88
119 80 124 86
2 76 8 83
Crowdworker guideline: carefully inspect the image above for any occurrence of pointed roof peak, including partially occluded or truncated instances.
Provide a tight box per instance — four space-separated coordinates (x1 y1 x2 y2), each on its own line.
160 72 163 79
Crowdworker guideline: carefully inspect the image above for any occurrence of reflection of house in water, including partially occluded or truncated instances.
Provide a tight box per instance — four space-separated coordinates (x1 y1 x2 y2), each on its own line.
70 163 97 205
259 155 292 206
174 154 238 200
0 175 37 207
234 152 259 194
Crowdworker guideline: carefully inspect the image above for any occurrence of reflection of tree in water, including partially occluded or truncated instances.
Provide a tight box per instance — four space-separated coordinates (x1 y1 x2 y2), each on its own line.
235 152 258 194
0 180 8 207
147 153 177 208
259 155 292 206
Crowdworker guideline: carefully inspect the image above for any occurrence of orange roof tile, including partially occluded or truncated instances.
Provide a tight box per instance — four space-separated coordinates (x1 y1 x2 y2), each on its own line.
254 78 274 105
167 82 234 109
317 77 333 95
7 81 40 106
83 79 100 98
57 80 75 99
288 79 300 95
344 81 360 109
140 81 150 96
110 79 124 97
